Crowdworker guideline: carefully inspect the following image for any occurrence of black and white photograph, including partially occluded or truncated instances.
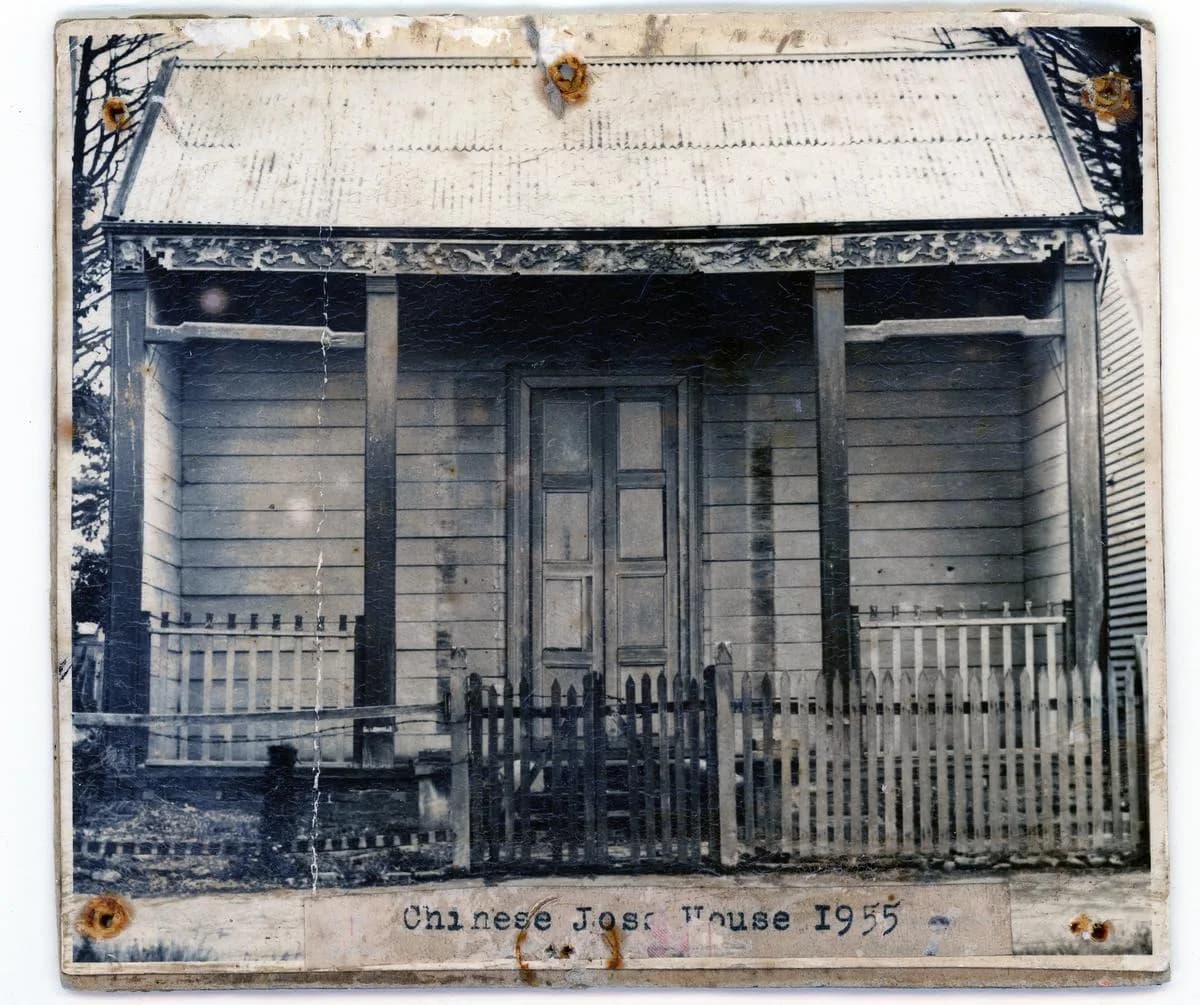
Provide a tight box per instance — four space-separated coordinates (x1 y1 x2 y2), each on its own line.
52 10 1166 989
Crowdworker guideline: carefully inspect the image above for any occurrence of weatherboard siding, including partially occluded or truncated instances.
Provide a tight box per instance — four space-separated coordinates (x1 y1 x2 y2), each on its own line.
846 338 1028 616
1022 336 1071 608
141 343 182 618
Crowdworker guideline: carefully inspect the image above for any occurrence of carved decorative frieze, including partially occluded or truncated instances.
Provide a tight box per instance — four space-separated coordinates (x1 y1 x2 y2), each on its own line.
113 226 1094 276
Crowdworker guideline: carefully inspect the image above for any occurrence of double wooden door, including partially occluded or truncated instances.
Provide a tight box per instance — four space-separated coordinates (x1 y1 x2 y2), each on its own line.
528 384 682 695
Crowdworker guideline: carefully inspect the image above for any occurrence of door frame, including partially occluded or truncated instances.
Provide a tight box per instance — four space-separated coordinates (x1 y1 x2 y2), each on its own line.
506 371 701 688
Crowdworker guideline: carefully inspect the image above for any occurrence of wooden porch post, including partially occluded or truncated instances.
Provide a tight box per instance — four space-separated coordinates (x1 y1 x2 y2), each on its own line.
1063 259 1106 671
360 275 399 768
104 268 150 766
814 271 852 677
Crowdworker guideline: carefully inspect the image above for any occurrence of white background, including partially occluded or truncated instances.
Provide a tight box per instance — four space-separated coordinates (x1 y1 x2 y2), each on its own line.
1 2 1195 1000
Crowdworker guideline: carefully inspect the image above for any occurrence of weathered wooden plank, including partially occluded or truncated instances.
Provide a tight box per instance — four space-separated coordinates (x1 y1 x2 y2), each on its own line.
862 669 879 854
851 471 1024 503
1123 668 1143 851
687 675 703 864
449 655 470 870
396 426 504 455
1021 665 1039 852
880 670 898 854
847 359 1024 393
1088 662 1106 849
845 315 1061 343
467 674 484 865
519 675 534 865
705 475 817 505
184 370 364 402
184 426 366 456
503 680 516 856
713 647 737 866
849 443 1023 475
1064 262 1106 671
181 399 365 428
969 664 986 853
850 555 1024 587
846 387 1022 420
183 480 501 512
917 667 934 853
847 668 864 853
657 672 673 859
1003 624 1018 846
1070 664 1088 852
643 674 660 859
950 665 967 852
761 673 777 851
107 276 150 730
815 271 851 681
741 671 755 849
624 676 641 863
850 500 1024 530
778 671 793 857
1036 662 1054 847
488 683 502 864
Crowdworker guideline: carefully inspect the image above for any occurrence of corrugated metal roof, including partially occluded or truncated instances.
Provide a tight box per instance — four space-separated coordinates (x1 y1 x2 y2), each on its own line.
117 50 1087 230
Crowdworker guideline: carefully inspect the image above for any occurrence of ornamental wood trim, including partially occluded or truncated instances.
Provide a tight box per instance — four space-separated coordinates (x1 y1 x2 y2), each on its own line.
113 226 1095 276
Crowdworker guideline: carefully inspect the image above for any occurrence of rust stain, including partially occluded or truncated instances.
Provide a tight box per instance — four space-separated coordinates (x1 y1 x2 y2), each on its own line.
514 926 536 986
1069 913 1115 942
101 97 132 132
1081 73 1136 124
58 417 74 442
603 925 623 970
514 896 556 984
547 54 589 105
77 894 133 940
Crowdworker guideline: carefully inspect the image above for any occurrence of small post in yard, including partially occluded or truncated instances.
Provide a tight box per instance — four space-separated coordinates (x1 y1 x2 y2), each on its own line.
714 642 739 867
449 647 471 871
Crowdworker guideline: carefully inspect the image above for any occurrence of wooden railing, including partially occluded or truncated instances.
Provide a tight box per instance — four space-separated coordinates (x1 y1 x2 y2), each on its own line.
857 602 1070 682
451 624 1148 871
145 613 360 765
732 653 1146 863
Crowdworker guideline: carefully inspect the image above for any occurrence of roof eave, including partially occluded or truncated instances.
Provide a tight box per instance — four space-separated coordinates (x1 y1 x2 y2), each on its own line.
108 55 179 223
101 213 1103 241
1016 38 1104 216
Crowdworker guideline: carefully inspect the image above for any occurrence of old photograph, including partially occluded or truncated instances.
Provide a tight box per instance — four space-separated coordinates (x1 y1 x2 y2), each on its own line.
53 10 1166 988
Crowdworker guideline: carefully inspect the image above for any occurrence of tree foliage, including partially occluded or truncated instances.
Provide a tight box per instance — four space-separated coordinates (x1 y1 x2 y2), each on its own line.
70 34 187 623
967 27 1143 233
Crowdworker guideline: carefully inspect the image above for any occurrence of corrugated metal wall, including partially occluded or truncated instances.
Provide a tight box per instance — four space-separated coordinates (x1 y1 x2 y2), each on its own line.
1099 254 1148 669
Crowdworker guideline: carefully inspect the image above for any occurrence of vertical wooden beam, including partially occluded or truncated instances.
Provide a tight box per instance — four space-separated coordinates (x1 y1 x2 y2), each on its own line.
814 271 852 677
105 268 150 767
449 647 471 870
713 642 738 866
1063 260 1106 672
360 275 398 768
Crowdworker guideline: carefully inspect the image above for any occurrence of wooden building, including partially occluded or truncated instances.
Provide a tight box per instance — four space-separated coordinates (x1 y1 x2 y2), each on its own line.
100 46 1120 794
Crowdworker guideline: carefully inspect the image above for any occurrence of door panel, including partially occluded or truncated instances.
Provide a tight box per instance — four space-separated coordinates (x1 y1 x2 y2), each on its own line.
530 390 604 687
605 387 679 688
529 384 682 693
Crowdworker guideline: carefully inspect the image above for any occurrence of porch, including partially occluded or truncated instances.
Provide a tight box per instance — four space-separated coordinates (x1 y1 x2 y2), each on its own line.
85 47 1136 868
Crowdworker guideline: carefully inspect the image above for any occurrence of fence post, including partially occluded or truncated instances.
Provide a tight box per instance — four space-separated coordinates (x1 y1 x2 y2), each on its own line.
449 647 471 871
714 643 738 867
